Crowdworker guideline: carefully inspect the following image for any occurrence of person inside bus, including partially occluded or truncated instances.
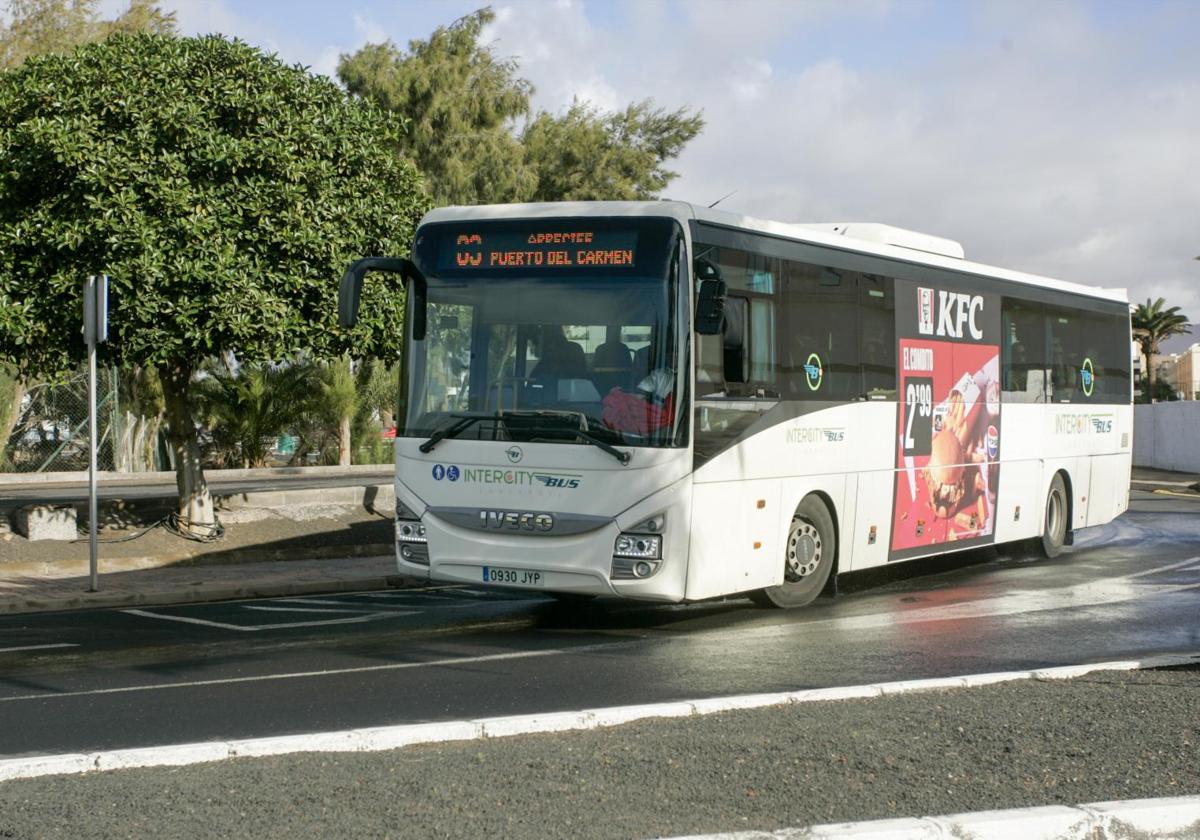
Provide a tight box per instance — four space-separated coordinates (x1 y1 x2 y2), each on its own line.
592 325 634 394
601 367 675 436
530 325 587 381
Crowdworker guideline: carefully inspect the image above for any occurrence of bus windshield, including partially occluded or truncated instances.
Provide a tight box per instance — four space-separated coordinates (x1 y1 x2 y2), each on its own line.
404 217 686 449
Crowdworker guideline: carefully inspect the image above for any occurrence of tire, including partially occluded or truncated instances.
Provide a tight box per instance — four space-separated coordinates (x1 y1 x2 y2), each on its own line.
1039 472 1068 558
750 496 836 609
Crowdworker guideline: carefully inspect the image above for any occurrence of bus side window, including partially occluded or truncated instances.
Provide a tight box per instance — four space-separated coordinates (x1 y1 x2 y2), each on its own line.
1046 307 1084 402
860 274 895 399
1002 299 1047 402
780 260 858 399
723 295 749 385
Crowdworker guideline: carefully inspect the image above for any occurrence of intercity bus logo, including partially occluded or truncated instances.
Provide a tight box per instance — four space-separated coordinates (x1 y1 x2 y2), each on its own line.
804 353 823 391
432 464 581 489
786 426 846 445
1080 358 1095 397
1054 413 1114 435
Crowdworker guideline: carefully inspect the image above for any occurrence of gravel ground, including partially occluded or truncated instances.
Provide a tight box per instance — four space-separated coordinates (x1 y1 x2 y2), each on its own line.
1 665 1196 839
0 505 392 567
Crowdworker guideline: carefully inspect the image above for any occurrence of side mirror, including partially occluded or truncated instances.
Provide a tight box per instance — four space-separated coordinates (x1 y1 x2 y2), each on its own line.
694 259 726 335
338 257 426 340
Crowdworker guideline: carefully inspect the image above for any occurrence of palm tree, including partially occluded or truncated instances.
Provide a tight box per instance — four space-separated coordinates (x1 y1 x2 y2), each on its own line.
1132 297 1191 400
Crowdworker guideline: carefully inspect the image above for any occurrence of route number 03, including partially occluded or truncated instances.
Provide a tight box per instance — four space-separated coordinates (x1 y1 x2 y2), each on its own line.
904 380 932 451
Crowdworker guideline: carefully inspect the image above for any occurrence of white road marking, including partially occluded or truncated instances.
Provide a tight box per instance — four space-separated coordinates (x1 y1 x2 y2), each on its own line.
121 608 407 632
667 795 1200 840
0 641 626 705
241 606 385 615
0 643 79 654
1 650 1194 782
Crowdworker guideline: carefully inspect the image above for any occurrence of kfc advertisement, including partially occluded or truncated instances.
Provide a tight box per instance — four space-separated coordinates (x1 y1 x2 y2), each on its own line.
891 280 1002 560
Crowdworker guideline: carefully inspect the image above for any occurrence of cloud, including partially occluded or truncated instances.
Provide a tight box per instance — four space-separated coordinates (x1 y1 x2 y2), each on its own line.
474 1 1199 315
152 1 1200 317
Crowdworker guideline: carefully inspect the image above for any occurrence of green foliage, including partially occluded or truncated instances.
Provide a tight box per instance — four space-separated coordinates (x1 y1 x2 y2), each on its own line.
0 362 21 470
0 33 428 379
338 7 704 206
355 357 399 422
0 0 175 69
337 8 534 206
194 361 310 468
522 99 704 202
1132 297 1191 397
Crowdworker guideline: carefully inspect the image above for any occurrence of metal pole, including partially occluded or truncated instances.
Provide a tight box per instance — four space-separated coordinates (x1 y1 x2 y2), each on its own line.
88 324 98 592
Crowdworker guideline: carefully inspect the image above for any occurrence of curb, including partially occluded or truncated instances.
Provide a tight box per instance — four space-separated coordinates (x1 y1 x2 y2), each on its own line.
1151 488 1200 499
1 651 1195 782
0 572 407 616
667 796 1200 839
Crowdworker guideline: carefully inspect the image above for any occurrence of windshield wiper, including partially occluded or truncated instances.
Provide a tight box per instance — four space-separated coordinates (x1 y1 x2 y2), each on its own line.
418 414 487 453
569 426 631 465
419 410 632 465
507 410 631 466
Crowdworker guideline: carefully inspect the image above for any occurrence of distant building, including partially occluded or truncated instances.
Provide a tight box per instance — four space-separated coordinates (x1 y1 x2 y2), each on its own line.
1176 343 1200 400
1152 353 1180 399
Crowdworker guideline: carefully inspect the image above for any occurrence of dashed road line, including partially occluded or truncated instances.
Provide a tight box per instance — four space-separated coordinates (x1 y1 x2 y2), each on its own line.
0 643 79 654
120 607 407 632
0 640 627 705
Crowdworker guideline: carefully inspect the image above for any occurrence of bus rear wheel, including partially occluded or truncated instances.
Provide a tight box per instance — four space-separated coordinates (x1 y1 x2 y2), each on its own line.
750 496 835 609
1039 473 1068 558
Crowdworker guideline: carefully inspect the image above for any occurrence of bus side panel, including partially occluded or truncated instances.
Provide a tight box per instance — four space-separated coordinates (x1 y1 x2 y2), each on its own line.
991 404 1047 545
686 479 781 600
844 470 894 572
1088 453 1127 527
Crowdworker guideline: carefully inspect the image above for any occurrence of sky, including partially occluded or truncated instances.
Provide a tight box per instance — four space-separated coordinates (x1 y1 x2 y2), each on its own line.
127 0 1199 321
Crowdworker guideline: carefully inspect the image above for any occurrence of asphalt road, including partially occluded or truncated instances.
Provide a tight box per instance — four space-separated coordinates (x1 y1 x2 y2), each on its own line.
0 491 1197 838
0 491 1197 763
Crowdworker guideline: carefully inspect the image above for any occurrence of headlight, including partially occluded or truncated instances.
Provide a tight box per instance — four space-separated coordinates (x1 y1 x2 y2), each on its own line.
613 533 661 559
395 520 427 543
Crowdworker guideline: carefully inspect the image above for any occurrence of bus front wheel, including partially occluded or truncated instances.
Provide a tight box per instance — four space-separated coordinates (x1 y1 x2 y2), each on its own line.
1039 473 1069 558
750 496 835 609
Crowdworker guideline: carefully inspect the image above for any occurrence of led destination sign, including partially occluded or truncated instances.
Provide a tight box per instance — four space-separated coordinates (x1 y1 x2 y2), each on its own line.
438 229 639 271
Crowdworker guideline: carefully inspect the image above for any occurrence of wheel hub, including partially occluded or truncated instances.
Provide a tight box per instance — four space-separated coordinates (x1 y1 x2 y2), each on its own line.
785 519 822 581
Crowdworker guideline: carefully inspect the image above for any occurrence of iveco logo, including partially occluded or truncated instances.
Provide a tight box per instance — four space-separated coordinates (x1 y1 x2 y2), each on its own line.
505 445 523 463
479 510 554 531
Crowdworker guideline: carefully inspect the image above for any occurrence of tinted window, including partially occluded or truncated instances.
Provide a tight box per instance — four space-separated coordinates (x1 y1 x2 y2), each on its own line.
779 259 859 399
1082 312 1132 403
860 273 896 398
1002 299 1048 402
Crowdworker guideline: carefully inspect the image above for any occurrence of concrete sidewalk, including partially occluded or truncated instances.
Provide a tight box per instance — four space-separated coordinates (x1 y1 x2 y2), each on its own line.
1131 466 1200 494
0 552 404 615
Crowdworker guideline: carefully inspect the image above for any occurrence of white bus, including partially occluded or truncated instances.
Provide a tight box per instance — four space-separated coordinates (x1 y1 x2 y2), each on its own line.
339 201 1132 608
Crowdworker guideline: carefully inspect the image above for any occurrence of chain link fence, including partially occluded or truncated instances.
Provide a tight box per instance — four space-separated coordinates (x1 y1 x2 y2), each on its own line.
1 368 148 473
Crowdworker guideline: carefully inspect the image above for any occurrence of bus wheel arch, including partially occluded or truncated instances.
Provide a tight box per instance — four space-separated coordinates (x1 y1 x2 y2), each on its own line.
750 492 838 609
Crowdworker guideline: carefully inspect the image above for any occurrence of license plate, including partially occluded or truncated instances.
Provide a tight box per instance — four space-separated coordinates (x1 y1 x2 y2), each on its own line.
482 566 544 587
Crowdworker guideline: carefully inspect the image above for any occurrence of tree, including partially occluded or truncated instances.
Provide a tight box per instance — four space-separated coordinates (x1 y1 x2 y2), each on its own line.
0 0 175 69
1132 297 1191 400
193 362 309 469
0 1 175 470
337 8 534 207
522 100 704 202
0 34 427 532
338 7 704 206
